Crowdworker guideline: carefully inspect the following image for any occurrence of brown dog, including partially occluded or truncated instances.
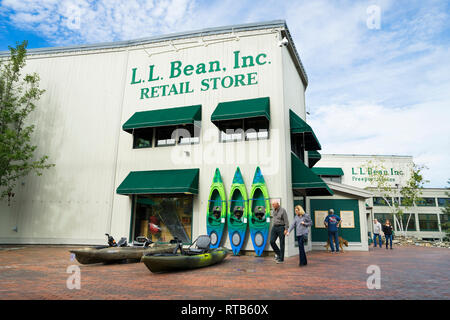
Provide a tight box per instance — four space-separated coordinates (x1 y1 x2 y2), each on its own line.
324 237 349 252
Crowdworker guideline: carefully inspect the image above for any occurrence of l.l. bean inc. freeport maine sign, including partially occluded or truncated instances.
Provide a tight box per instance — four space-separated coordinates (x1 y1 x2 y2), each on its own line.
351 167 405 184
129 51 269 99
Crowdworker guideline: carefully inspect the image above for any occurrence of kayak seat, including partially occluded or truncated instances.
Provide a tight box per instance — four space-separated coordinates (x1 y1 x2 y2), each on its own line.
117 237 128 247
133 236 153 247
254 206 265 220
186 235 211 254
233 206 244 220
213 206 221 219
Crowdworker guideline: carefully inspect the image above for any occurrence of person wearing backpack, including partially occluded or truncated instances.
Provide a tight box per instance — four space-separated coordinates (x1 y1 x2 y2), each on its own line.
324 209 342 253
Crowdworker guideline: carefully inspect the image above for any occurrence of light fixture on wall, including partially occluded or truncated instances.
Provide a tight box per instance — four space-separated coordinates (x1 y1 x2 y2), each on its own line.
278 37 288 47
231 28 240 41
198 35 208 47
170 40 179 52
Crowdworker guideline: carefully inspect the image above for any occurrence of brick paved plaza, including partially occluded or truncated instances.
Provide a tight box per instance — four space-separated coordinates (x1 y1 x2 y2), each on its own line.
0 245 449 300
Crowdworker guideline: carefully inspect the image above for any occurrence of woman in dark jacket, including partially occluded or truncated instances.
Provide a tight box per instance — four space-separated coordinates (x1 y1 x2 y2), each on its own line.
287 205 312 266
382 220 393 250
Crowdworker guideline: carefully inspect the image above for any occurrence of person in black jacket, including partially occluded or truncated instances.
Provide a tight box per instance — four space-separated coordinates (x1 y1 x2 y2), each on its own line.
382 220 394 250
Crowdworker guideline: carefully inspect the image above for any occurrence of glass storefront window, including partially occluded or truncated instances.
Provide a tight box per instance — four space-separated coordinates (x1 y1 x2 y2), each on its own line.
416 197 436 207
373 197 392 206
290 134 305 162
398 197 414 207
418 214 439 231
134 195 193 244
374 213 393 225
440 214 449 232
437 198 450 207
401 213 416 231
155 125 177 146
133 128 153 149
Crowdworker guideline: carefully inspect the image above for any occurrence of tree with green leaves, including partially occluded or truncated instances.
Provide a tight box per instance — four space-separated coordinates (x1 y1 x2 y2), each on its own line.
0 41 54 204
363 160 428 236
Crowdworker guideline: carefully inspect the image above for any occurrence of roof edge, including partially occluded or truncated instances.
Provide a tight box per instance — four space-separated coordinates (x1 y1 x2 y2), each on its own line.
326 181 374 199
0 20 285 55
0 20 308 87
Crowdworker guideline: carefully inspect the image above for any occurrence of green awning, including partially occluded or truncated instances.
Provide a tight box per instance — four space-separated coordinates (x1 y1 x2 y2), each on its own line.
308 150 321 168
123 105 201 133
117 169 199 195
291 153 333 196
289 109 321 150
211 97 270 124
312 167 344 176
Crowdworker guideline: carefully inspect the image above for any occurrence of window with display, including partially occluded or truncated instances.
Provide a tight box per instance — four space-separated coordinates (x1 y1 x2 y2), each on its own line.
133 195 193 244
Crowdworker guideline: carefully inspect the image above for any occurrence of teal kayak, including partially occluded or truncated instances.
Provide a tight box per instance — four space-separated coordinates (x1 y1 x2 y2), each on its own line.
248 167 270 256
227 167 248 255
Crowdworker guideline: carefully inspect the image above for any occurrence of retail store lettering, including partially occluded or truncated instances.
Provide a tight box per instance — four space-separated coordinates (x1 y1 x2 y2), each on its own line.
130 51 268 99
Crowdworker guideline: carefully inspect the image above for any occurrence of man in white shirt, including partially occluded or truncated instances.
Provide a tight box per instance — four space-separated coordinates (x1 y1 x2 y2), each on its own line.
373 219 383 248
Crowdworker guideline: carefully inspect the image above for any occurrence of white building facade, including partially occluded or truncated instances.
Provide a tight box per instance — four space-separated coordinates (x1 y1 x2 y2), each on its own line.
1 21 334 257
314 154 448 241
1 21 445 258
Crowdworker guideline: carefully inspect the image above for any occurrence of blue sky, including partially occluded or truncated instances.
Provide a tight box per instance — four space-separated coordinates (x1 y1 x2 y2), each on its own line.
0 0 449 187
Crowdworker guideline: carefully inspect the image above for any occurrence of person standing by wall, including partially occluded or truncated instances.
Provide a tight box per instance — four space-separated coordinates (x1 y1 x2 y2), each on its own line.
287 205 312 266
269 200 289 263
373 219 383 248
382 219 393 250
324 209 341 253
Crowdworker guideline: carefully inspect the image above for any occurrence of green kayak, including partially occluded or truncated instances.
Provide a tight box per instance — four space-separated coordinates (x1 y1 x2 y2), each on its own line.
207 168 227 248
141 247 229 273
70 243 177 265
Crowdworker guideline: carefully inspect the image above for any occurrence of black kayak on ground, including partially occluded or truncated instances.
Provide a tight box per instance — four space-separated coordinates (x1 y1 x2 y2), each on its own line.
141 235 229 273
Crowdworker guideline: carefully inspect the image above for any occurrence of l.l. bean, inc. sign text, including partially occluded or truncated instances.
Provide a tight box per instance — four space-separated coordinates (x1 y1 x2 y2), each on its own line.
351 167 404 183
130 51 269 99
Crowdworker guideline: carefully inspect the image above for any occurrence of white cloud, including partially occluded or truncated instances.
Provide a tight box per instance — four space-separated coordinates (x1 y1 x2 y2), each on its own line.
309 101 450 187
1 0 198 44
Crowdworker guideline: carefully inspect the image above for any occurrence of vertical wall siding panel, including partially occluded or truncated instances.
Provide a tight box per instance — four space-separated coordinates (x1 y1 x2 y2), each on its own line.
0 51 128 244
